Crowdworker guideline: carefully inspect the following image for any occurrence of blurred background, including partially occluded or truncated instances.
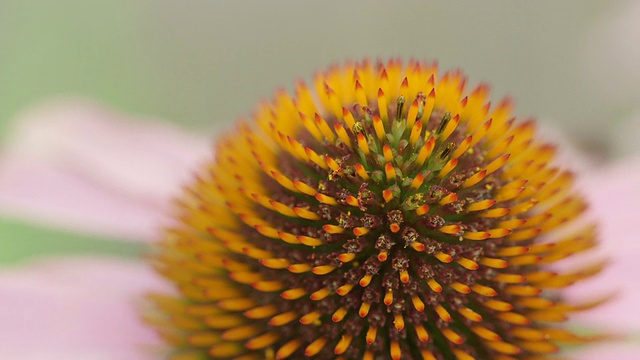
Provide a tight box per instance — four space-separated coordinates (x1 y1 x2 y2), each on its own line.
1 0 639 265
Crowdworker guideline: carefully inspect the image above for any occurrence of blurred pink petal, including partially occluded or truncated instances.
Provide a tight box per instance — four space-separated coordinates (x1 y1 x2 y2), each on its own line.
0 99 211 240
569 341 640 360
0 257 170 360
0 156 167 240
565 157 640 338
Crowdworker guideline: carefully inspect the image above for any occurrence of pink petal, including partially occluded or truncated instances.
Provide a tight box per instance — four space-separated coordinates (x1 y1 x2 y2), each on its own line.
568 341 640 360
0 156 167 240
0 257 170 359
0 99 211 240
566 157 640 333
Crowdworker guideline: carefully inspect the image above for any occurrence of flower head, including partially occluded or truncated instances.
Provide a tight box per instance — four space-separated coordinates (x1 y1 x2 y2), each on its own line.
149 60 601 359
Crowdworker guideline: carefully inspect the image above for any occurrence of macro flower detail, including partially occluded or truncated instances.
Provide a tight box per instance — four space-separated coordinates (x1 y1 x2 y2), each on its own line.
149 60 602 360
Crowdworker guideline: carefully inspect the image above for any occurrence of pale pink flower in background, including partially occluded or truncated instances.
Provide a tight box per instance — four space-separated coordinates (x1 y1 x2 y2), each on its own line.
0 99 211 240
0 101 639 359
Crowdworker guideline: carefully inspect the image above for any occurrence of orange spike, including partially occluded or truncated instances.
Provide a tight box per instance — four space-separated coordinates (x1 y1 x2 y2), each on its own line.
497 312 530 325
493 273 526 284
280 288 307 300
355 80 368 106
269 311 298 326
345 195 359 207
504 285 541 296
384 290 393 305
260 258 290 269
479 207 510 218
483 299 514 312
439 192 458 205
415 324 429 342
293 207 320 220
390 340 402 360
353 227 369 237
479 257 509 268
252 280 284 292
331 307 348 322
355 163 369 180
357 133 370 155
378 251 388 262
334 335 353 355
359 274 373 287
385 163 397 182
315 193 338 205
462 170 487 189
409 119 423 145
485 340 522 355
452 135 473 159
287 263 311 273
359 302 371 317
424 88 436 122
415 204 430 216
314 113 336 141
338 253 356 263
412 295 425 311
416 136 435 166
411 172 425 190
304 337 328 357
336 283 354 296
507 228 542 242
244 305 278 319
334 122 352 148
324 155 341 171
440 114 460 142
485 154 511 175
467 199 496 212
472 284 498 297
442 328 464 344
311 265 336 275
382 189 394 202
428 279 443 293
411 241 425 252
373 114 386 141
439 224 461 235
394 313 405 331
342 107 357 128
309 288 330 301
292 180 317 196
299 311 321 325
323 224 344 234
377 88 388 120
435 252 453 263
488 228 513 238
459 307 483 322
276 338 303 359
366 326 377 344
451 282 471 294
471 325 502 341
297 235 323 247
463 231 490 240
245 332 279 350
399 270 410 283
406 98 420 128
457 257 479 270
435 304 452 322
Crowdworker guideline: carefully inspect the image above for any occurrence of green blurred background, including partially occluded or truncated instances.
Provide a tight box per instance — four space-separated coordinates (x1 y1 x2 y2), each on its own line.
0 0 637 265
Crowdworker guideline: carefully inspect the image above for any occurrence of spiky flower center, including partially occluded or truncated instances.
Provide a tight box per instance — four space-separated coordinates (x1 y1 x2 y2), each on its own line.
150 60 601 360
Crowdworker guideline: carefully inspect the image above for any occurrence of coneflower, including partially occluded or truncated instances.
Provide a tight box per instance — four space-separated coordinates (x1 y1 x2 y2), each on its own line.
148 59 603 360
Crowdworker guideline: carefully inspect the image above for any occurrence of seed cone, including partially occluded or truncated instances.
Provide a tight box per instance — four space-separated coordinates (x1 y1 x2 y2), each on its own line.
149 59 603 360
